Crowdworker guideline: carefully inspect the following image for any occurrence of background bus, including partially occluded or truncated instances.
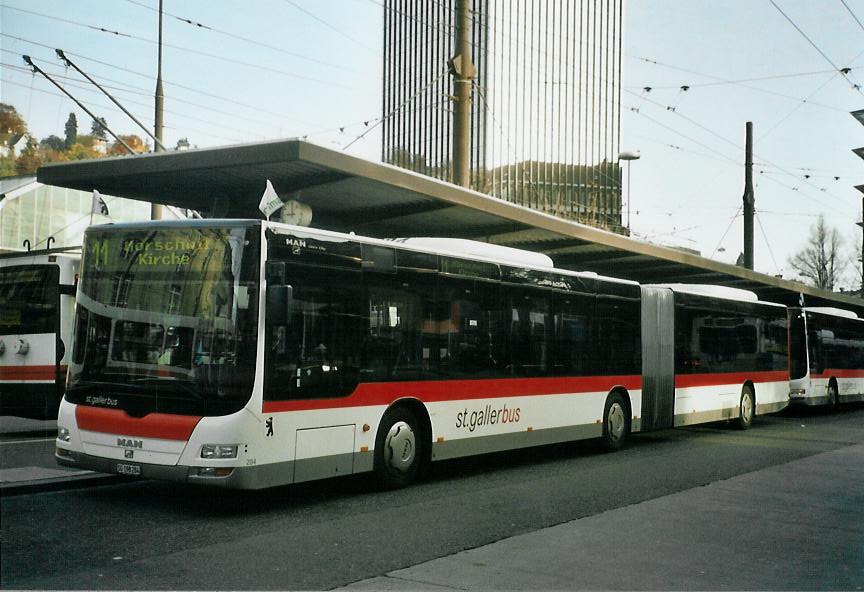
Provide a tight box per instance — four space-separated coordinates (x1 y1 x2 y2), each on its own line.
789 306 864 406
57 220 788 490
0 248 79 419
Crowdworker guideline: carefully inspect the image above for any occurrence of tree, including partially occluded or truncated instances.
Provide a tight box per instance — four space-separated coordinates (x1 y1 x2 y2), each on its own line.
788 215 845 291
852 231 863 295
40 135 65 151
64 113 78 149
0 156 16 177
107 134 149 155
0 103 27 140
15 136 43 175
65 142 99 161
91 117 108 140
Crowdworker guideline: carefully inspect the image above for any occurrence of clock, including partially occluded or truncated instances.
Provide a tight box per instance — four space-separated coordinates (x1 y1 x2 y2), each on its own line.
280 199 313 226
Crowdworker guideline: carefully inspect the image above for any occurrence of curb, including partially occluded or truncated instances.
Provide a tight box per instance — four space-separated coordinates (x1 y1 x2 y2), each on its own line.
0 472 126 497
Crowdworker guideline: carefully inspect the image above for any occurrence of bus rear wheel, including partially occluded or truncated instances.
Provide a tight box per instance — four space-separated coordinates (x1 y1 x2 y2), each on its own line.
601 392 629 452
736 386 754 430
374 407 422 489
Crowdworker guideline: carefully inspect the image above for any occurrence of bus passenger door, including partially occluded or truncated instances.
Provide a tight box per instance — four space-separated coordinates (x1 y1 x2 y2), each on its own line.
640 287 675 431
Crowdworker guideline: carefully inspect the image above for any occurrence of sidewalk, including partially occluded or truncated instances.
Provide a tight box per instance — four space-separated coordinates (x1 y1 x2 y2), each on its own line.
340 443 864 591
0 416 120 495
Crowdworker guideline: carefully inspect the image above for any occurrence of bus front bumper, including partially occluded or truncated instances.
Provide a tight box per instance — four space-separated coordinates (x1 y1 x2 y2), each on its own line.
55 447 267 489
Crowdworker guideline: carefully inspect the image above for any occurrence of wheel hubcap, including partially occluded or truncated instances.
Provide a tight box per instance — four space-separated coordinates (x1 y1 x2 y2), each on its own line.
742 393 753 422
384 421 416 473
608 402 625 442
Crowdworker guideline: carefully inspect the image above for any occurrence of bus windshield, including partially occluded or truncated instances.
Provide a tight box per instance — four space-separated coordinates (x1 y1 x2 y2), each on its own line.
66 224 260 417
0 265 59 336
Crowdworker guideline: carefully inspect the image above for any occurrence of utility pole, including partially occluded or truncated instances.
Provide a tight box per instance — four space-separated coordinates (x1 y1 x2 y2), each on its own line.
449 0 475 188
22 55 134 154
742 121 755 270
152 0 165 220
856 192 864 294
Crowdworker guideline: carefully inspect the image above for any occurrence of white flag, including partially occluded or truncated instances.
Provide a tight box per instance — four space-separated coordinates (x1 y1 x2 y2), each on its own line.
258 179 283 219
91 189 109 216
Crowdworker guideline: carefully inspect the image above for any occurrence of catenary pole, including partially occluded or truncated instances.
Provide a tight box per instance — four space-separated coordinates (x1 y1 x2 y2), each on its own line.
152 0 165 220
743 121 755 270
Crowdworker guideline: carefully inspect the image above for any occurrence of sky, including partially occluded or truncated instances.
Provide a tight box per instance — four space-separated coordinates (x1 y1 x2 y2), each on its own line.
1 0 862 290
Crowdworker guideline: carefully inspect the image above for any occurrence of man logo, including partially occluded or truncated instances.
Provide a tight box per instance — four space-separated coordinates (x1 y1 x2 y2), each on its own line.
117 438 143 449
124 449 134 459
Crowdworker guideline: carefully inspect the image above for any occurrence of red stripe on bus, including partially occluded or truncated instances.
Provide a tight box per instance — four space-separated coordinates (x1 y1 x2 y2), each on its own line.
0 365 65 381
262 375 643 413
75 406 201 440
811 369 864 379
675 370 789 389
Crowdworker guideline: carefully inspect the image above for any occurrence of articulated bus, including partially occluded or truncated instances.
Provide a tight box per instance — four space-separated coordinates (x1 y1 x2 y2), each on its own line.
788 306 864 406
56 220 788 489
0 248 80 419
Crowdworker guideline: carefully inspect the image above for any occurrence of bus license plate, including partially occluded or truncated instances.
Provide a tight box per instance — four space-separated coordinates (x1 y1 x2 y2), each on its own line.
116 463 141 476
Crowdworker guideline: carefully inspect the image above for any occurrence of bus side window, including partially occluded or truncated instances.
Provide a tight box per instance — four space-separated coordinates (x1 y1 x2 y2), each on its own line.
506 292 551 377
553 294 592 376
439 277 503 379
264 263 363 400
596 295 640 376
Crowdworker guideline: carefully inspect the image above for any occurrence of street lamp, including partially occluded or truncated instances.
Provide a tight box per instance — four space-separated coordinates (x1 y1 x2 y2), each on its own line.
618 150 641 230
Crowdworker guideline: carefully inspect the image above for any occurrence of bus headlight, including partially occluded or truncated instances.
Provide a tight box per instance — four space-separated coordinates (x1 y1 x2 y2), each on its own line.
200 444 238 459
58 427 71 442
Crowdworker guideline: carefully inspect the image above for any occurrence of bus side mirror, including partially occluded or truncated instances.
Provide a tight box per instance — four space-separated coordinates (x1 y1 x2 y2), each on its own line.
267 285 293 325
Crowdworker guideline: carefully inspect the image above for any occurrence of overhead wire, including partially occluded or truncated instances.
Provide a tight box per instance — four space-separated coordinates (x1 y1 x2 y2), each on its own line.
842 0 864 33
4 59 259 141
629 55 848 112
122 0 376 71
1 76 247 145
769 0 864 96
281 0 378 54
1 4 377 94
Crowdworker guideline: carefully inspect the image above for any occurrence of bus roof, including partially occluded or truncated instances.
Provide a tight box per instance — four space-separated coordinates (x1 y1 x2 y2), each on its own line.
391 237 555 269
268 222 639 287
646 283 785 308
805 307 859 320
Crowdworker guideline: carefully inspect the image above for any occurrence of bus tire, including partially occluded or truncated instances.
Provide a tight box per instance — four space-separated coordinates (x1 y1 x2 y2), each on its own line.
374 407 421 489
736 386 755 430
601 392 629 452
827 381 839 409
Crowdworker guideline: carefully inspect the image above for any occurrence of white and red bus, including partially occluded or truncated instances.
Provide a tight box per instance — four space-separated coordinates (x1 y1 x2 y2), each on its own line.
56 220 788 489
788 306 864 407
644 284 790 429
0 248 80 419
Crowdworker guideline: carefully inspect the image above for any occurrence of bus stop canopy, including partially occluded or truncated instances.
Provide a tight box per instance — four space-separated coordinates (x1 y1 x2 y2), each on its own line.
38 139 864 314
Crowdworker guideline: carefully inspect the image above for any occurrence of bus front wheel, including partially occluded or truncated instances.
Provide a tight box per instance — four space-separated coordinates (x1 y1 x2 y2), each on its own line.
736 386 755 430
374 407 421 489
601 392 629 452
827 381 839 409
